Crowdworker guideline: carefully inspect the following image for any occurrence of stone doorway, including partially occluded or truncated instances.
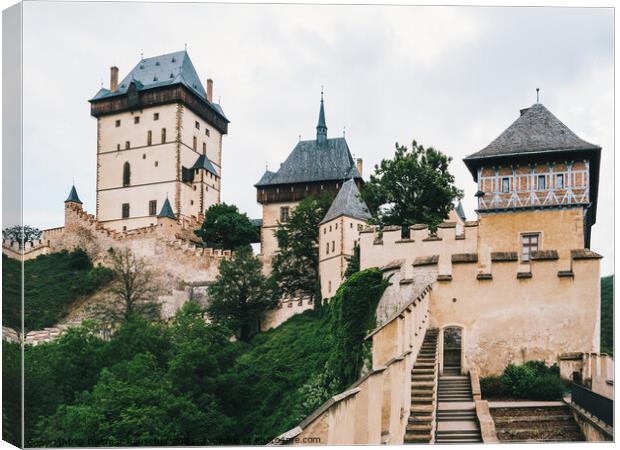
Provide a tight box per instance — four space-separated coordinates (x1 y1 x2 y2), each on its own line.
443 326 462 375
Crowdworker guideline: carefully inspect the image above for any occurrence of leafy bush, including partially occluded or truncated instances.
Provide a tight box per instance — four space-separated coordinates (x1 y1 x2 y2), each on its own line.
480 375 509 398
527 374 566 400
501 363 536 398
601 275 613 355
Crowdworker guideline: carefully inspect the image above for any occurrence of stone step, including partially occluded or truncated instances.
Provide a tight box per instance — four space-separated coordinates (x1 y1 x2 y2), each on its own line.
404 433 432 443
411 381 435 388
411 390 435 398
406 423 432 432
410 404 435 413
411 397 434 404
493 415 574 424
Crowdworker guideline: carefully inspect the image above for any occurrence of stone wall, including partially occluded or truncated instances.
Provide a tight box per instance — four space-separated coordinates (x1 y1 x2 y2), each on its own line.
2 239 50 261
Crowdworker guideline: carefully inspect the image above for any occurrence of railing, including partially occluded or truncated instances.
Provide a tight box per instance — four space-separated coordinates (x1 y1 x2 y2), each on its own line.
571 382 613 426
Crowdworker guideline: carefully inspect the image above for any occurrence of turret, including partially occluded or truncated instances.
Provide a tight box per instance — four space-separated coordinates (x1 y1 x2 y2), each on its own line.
316 90 327 144
64 185 83 227
156 197 179 237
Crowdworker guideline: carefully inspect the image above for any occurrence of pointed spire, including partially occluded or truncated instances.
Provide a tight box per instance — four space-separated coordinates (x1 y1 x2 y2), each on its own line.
158 197 176 219
316 88 327 144
65 185 82 204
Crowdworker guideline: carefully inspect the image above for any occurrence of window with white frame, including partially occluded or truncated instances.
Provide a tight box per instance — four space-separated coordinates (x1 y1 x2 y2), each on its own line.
556 173 564 189
501 177 510 193
521 233 540 261
537 175 546 191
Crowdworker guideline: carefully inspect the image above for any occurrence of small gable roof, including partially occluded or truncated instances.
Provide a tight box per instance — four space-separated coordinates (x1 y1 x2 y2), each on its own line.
320 179 372 224
255 137 360 187
190 154 218 177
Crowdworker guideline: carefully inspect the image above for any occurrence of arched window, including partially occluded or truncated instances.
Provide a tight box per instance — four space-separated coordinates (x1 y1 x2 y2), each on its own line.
123 162 131 187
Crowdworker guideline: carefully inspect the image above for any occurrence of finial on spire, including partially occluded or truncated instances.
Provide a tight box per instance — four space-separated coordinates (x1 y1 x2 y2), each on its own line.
299 134 301 142
536 87 540 103
184 43 187 51
343 126 346 137
140 50 144 60
321 85 324 101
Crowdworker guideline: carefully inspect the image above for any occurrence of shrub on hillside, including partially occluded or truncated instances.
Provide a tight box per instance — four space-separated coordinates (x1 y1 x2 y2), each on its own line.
480 375 508 398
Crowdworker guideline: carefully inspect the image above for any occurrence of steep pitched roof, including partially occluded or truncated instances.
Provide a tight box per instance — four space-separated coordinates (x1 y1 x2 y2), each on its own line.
65 185 82 204
190 154 218 177
255 137 360 186
464 103 600 164
255 170 276 186
158 198 176 219
90 50 228 120
320 179 372 224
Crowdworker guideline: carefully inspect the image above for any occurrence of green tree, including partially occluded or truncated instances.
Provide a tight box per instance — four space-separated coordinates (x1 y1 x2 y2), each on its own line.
271 193 334 297
361 140 463 231
195 203 259 250
91 248 161 323
344 243 361 279
207 246 279 341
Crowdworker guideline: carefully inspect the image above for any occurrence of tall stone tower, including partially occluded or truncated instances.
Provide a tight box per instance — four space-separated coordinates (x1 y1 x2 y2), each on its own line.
89 50 229 231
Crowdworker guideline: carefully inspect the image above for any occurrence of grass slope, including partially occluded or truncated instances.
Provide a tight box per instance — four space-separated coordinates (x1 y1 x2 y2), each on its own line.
2 251 114 331
600 275 613 355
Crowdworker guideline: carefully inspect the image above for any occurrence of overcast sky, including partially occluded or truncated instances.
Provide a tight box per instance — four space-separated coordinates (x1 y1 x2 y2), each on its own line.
18 2 613 274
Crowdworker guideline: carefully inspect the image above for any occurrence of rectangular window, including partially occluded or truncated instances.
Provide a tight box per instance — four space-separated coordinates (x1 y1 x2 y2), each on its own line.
147 130 152 146
134 116 140 124
122 203 130 219
116 143 120 151
181 166 195 183
326 242 329 254
501 177 510 193
280 207 290 222
115 119 121 127
556 173 564 189
161 128 166 143
193 136 197 150
149 200 157 216
205 128 210 137
202 142 206 154
521 233 540 262
153 113 159 121
125 141 130 149
537 175 546 191
195 121 200 130
331 241 335 252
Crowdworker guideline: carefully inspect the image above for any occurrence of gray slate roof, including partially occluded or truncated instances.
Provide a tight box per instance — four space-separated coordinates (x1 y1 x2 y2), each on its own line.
321 179 372 224
464 103 600 162
255 137 360 186
65 185 82 204
90 50 227 120
190 154 218 177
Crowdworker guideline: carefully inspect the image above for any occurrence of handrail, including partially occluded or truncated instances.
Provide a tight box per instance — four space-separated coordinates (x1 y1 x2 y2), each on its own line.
571 382 613 426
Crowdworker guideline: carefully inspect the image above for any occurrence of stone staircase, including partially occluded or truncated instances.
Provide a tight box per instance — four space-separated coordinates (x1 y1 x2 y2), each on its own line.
435 373 482 443
404 328 439 443
491 405 584 442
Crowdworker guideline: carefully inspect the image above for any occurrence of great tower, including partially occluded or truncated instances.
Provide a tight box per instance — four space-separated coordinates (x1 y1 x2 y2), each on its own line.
89 50 229 231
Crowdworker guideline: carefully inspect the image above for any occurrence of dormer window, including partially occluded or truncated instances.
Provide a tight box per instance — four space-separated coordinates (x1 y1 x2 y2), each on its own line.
153 76 158 82
155 61 160 66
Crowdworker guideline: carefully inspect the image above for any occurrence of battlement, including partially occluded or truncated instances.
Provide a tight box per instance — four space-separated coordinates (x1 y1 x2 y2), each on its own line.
2 239 50 261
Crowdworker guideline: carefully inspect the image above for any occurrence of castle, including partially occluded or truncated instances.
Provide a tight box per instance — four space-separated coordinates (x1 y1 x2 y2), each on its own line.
4 50 606 386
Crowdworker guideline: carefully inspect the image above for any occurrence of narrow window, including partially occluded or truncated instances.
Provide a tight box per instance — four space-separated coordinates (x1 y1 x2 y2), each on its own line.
202 142 206 154
161 128 166 143
328 281 332 293
331 241 335 252
190 200 194 205
335 223 338 230
134 116 140 124
154 161 159 167
193 136 197 150
521 233 540 262
142 154 146 159
122 203 130 219
350 223 353 228
195 121 200 130
556 174 564 189
116 144 120 151
205 128 210 137
122 162 131 186
147 130 152 146
115 119 121 127
280 206 290 222
501 177 510 193
537 175 546 191
149 200 157 216
326 242 329 254
153 113 159 121
125 141 130 149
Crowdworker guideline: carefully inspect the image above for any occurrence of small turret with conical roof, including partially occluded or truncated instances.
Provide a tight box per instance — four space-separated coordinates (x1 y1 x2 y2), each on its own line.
156 197 179 237
158 197 176 220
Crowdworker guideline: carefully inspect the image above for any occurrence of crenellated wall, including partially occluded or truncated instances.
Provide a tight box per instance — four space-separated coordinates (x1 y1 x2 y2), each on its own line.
2 239 50 261
358 208 602 377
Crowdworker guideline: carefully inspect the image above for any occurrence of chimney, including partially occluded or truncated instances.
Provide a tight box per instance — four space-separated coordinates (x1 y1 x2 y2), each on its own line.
356 158 363 177
206 78 213 102
110 66 119 92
